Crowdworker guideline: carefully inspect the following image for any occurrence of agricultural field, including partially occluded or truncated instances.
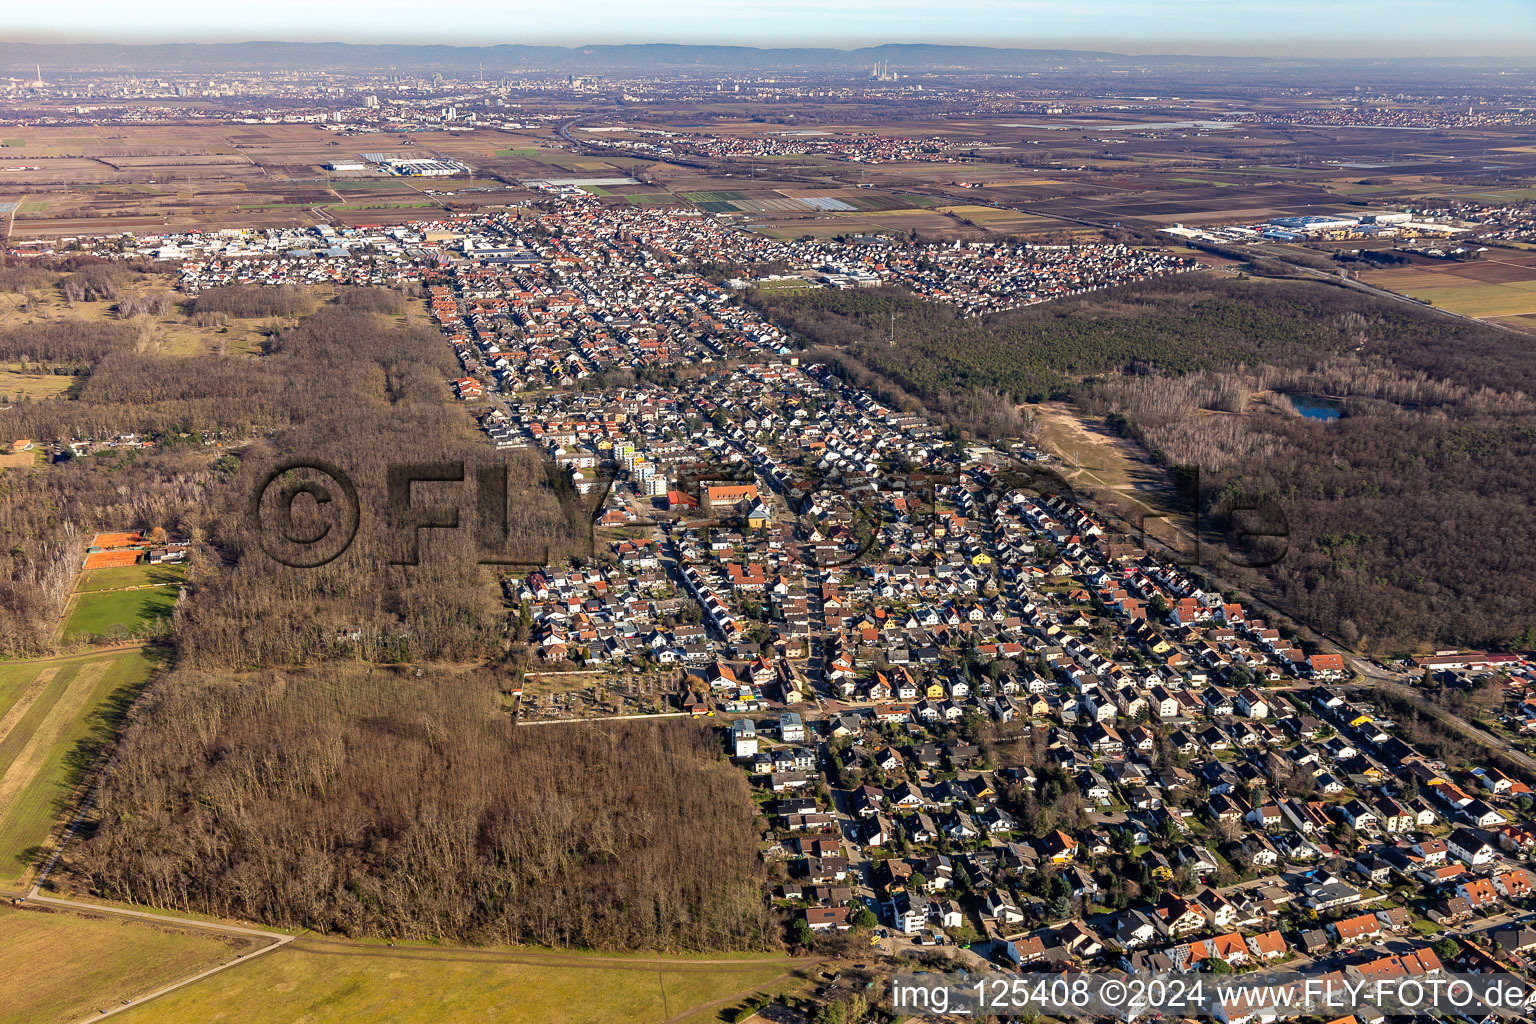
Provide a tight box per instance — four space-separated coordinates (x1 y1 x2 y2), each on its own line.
1455 186 1536 203
0 124 570 236
1400 280 1536 318
616 148 1088 237
844 191 944 211
751 210 989 240
0 648 159 884
327 201 437 211
111 940 803 1024
0 448 44 469
0 906 258 1024
327 178 421 189
1362 248 1536 323
662 185 948 220
937 204 1048 232
7 114 1530 242
1319 179 1420 197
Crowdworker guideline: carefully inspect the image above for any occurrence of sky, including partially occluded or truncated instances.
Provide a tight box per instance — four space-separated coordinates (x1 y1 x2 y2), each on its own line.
6 0 1536 57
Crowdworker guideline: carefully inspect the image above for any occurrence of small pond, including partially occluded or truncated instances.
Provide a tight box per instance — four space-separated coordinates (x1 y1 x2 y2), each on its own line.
1285 394 1343 421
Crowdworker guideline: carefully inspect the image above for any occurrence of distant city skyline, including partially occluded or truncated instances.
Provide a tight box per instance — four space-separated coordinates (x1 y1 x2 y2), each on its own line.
5 1 1536 58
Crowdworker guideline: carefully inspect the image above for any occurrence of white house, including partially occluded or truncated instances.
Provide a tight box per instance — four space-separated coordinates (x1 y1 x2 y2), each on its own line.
731 718 758 760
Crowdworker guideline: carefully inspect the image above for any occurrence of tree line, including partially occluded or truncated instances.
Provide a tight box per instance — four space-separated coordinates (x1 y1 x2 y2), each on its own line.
191 283 316 319
753 276 1388 417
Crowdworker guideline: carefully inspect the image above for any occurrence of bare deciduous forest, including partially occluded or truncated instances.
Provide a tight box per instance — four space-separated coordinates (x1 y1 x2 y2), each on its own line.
0 318 137 369
78 665 771 949
167 305 579 667
190 282 317 319
0 296 582 661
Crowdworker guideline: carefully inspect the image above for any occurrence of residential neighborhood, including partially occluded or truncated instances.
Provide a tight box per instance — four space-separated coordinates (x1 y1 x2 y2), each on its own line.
389 198 1536 1007
15 181 1536 1022
7 20 1536 1024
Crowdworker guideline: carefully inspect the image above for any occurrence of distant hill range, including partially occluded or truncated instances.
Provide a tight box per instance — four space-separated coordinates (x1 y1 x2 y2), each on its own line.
0 41 1529 77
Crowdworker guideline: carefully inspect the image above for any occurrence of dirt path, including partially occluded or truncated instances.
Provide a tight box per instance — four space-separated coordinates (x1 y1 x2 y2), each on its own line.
66 935 291 1024
1346 677 1536 776
19 892 295 1024
659 970 796 1024
9 641 149 665
27 891 293 940
0 666 58 745
286 935 811 972
518 711 692 727
0 661 106 810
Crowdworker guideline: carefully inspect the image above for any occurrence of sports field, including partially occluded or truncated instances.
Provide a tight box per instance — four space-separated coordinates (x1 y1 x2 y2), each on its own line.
62 561 186 642
72 563 186 593
111 940 803 1024
62 582 179 643
0 648 158 883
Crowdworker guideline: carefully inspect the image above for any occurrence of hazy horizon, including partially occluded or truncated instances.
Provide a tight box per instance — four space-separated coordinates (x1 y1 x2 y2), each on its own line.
4 0 1535 60
3 39 1535 63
